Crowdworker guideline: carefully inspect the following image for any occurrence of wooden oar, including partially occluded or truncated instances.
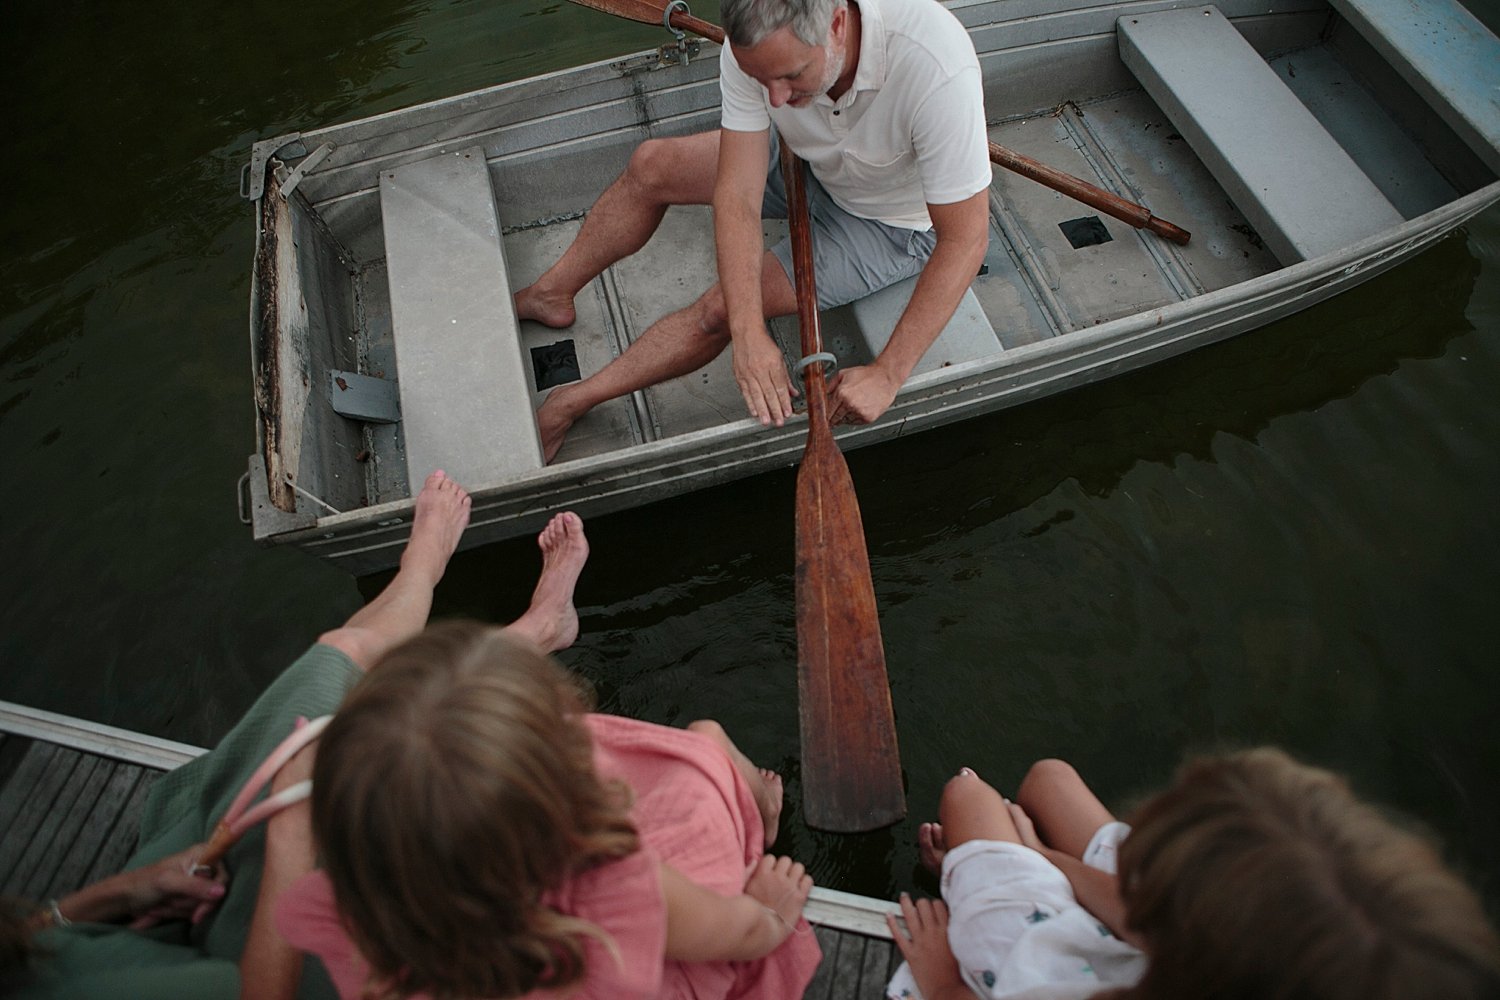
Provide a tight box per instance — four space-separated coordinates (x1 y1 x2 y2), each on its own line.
567 0 726 43
782 145 905 833
562 0 1191 245
989 142 1190 245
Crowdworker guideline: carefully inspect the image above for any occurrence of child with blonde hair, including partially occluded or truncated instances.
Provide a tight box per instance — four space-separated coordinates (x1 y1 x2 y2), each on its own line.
275 623 820 1000
888 749 1500 1000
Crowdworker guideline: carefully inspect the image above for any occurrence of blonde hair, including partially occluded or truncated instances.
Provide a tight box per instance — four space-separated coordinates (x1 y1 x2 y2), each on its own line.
1110 748 1500 1000
311 621 639 1000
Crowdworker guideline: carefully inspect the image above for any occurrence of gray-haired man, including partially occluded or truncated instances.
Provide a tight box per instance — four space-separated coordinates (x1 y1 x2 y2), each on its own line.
516 0 991 462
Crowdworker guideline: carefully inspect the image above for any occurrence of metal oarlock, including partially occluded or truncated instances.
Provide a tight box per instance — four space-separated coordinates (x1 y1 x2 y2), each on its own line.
795 351 839 384
662 0 689 38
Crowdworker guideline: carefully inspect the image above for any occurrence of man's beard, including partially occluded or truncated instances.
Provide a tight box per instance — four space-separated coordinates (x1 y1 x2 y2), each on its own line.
791 37 846 105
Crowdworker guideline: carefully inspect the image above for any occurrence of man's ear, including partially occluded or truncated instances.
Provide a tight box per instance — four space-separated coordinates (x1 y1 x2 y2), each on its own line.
829 4 847 45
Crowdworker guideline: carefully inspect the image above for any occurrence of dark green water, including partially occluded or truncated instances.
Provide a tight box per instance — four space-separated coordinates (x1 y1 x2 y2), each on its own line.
3 0 1498 908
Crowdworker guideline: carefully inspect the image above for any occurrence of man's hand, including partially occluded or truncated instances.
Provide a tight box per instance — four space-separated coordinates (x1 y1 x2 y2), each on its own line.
827 363 901 425
732 327 798 426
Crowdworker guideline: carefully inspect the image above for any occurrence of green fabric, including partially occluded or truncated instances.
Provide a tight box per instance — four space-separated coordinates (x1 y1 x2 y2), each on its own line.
12 644 362 1000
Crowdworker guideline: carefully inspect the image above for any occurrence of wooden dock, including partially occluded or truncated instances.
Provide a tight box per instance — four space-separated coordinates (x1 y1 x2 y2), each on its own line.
0 701 901 999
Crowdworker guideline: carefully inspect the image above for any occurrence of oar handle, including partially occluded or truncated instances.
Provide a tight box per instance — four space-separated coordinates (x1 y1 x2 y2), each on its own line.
780 146 830 425
988 142 1191 245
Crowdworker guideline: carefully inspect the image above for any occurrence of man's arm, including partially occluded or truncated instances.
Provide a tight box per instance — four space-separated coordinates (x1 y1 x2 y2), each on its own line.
828 189 989 425
715 127 796 427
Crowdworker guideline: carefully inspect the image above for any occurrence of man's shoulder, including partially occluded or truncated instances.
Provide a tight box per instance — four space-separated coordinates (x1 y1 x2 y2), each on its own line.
875 0 977 68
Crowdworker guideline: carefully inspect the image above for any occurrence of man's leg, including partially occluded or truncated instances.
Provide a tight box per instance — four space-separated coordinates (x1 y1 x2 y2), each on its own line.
515 131 723 328
321 471 591 668
535 249 799 461
504 509 589 653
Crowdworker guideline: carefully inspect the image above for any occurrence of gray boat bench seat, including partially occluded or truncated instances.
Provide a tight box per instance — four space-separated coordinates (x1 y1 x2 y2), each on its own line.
1329 0 1500 176
1118 5 1405 264
848 279 1000 376
379 146 543 489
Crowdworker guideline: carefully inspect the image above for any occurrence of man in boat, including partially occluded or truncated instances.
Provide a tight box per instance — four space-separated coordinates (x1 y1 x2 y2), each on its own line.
515 0 992 462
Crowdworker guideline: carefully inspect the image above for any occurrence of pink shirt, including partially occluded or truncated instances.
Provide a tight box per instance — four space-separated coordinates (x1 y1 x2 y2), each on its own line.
277 715 821 999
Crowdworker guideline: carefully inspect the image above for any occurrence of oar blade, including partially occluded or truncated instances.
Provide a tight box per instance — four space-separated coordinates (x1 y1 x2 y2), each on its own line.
795 425 905 833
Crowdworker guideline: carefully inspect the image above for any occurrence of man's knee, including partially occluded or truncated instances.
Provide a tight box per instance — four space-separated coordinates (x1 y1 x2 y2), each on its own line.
688 286 733 341
627 135 713 201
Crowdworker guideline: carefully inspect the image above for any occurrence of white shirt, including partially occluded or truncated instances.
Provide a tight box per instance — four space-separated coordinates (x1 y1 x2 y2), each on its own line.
719 0 991 231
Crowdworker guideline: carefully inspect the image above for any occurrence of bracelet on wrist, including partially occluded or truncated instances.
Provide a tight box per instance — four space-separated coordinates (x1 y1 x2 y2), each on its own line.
43 898 72 928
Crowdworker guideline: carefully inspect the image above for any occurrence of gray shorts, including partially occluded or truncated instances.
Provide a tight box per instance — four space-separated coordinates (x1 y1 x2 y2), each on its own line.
762 130 937 310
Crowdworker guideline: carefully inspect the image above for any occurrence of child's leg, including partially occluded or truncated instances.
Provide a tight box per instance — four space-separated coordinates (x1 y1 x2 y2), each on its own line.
1014 759 1116 861
686 719 784 850
938 768 1024 849
917 768 1026 873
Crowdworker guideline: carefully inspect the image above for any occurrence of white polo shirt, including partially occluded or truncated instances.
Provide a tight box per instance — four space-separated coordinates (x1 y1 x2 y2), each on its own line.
719 0 991 231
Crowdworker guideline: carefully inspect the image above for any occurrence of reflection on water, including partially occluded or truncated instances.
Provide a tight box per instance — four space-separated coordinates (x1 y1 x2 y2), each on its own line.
2 0 1497 912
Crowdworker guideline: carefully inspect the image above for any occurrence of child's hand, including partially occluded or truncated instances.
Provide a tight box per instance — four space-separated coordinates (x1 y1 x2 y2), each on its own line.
886 893 972 998
744 854 812 936
1006 800 1046 853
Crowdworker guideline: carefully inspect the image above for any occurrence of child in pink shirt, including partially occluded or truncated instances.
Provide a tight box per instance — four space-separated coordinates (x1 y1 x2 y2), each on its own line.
276 621 820 1000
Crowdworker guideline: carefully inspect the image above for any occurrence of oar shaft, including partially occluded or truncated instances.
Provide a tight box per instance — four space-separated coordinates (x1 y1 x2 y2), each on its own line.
672 10 724 43
988 141 1191 245
780 146 828 423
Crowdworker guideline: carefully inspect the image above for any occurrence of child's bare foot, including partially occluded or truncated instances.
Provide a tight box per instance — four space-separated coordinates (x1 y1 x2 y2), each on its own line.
507 511 589 653
515 283 577 329
918 821 948 874
744 854 812 936
685 721 784 849
402 470 471 586
536 385 588 464
757 768 784 850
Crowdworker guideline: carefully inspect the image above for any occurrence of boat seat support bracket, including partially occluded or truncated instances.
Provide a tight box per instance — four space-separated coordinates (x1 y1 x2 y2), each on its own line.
273 143 335 199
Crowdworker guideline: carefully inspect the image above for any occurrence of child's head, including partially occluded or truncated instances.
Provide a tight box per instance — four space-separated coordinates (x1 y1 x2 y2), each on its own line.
312 620 638 1000
1114 747 1500 1000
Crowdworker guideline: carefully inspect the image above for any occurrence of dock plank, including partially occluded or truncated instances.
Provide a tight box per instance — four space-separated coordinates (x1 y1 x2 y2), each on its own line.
1 722 904 1000
0 742 78 893
83 770 158 886
46 763 148 900
804 924 843 999
16 755 114 905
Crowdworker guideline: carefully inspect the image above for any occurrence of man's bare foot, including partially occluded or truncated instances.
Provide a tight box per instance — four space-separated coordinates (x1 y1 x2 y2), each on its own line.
506 511 589 653
515 283 577 329
918 821 948 875
536 385 589 464
402 470 471 586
